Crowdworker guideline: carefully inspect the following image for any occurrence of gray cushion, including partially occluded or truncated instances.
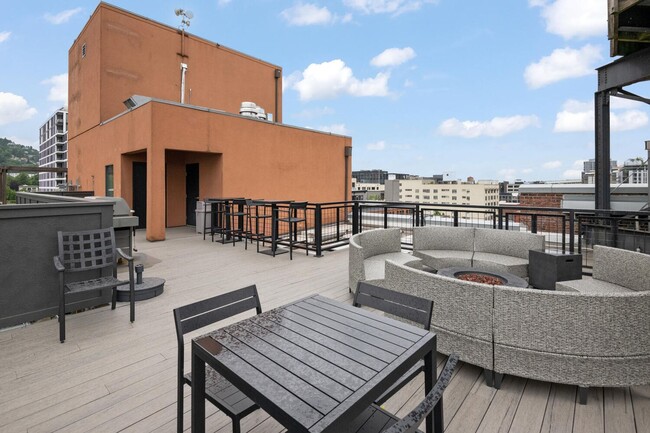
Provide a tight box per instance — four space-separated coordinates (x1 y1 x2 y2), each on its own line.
592 245 650 292
474 228 544 260
413 249 473 271
413 226 474 252
472 252 529 278
364 252 415 281
556 276 635 294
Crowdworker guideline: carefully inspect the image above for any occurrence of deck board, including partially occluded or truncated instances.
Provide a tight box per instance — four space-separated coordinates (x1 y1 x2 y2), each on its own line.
0 226 647 433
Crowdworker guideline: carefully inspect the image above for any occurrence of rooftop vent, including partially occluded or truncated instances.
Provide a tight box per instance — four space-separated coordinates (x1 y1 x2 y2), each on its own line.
240 101 269 120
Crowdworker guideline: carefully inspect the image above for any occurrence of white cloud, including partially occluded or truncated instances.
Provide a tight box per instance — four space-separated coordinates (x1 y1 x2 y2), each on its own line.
563 159 586 179
291 59 390 100
318 123 350 135
344 0 437 15
44 8 83 25
524 44 601 89
281 3 334 26
0 92 37 125
530 0 605 39
554 99 648 132
542 160 562 169
437 115 540 138
42 73 68 105
217 0 232 6
0 31 10 43
366 140 386 151
371 47 416 67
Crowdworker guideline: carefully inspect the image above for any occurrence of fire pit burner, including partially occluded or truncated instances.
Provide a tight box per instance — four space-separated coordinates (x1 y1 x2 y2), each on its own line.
436 267 528 288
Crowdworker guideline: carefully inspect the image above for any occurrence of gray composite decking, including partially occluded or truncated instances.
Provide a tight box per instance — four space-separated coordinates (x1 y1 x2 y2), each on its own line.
0 226 648 433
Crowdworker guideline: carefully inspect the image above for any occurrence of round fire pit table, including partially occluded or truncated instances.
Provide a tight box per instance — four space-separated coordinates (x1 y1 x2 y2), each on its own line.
436 267 528 288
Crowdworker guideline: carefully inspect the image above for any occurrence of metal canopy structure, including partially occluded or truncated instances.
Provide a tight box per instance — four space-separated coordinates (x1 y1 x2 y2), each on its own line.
0 166 67 204
595 1 650 210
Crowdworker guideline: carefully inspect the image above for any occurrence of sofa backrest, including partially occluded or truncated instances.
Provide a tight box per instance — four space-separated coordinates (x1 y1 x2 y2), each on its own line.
355 228 402 259
474 228 544 260
593 245 650 292
413 226 475 252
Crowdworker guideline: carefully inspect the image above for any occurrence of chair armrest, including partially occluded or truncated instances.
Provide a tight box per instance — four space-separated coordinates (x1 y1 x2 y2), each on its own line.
116 248 133 262
53 256 65 272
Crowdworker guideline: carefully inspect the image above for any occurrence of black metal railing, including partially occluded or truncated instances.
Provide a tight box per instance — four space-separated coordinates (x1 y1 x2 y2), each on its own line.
200 198 650 264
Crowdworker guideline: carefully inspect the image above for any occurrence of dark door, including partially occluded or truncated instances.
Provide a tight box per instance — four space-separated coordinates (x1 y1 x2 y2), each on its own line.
133 162 147 229
186 163 199 225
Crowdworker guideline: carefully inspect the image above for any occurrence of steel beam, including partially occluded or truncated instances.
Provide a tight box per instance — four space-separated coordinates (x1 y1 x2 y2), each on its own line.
595 91 611 211
598 46 650 91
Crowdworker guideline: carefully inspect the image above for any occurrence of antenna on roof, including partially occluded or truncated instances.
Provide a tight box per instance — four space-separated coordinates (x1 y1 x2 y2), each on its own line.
174 8 193 30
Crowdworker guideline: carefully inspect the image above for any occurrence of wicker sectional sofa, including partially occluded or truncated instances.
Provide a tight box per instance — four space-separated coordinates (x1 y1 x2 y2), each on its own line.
349 228 650 402
413 226 545 278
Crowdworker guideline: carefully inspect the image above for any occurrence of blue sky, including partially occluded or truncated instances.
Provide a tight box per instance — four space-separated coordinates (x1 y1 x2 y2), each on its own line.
1 0 649 181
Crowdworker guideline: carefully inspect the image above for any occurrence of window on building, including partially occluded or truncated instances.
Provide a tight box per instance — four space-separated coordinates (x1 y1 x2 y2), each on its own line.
105 165 114 197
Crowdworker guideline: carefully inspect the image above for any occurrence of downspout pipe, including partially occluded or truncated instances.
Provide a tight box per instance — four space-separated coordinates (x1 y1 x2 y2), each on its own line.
180 63 188 104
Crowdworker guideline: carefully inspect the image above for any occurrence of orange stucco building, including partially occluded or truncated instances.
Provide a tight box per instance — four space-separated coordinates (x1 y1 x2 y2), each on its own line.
68 3 352 241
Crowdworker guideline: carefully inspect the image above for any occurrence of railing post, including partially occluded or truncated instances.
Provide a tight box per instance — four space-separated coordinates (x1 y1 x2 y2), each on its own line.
384 205 388 229
568 211 575 253
453 210 459 227
335 205 340 242
314 204 323 257
561 215 566 254
415 204 421 227
498 207 504 230
352 202 359 234
531 215 538 233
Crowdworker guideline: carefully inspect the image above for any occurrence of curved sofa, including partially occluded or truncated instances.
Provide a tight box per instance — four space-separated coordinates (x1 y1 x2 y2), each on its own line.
379 241 650 398
413 226 545 278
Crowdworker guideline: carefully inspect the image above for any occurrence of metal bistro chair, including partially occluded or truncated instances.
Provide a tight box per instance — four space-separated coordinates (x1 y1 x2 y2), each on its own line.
277 201 308 260
244 199 272 252
350 354 459 433
53 227 135 343
225 199 247 246
354 282 433 405
173 285 262 433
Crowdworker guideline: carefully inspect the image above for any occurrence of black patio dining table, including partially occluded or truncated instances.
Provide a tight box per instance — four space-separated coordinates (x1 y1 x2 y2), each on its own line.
191 294 441 433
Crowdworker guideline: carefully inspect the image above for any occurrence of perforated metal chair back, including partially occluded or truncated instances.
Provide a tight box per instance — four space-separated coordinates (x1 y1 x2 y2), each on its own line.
354 282 433 330
58 228 117 273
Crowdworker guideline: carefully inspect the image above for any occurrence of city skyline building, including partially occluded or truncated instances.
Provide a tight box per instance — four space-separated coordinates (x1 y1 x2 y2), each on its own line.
38 107 68 191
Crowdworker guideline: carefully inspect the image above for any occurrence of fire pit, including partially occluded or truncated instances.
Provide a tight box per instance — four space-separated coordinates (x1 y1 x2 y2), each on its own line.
437 267 528 288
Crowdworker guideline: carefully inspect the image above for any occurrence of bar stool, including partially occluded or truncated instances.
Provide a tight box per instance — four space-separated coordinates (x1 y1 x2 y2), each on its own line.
245 199 272 252
225 199 247 246
277 201 308 260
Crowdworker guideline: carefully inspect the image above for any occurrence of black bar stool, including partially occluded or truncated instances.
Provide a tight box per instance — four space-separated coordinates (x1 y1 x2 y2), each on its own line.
225 198 247 246
245 199 272 252
277 201 308 260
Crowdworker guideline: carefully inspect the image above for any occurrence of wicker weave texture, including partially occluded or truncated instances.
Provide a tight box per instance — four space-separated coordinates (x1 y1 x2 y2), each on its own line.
593 245 650 291
474 228 544 260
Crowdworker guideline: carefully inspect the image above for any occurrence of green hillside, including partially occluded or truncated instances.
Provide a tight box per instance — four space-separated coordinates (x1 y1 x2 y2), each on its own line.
0 138 39 166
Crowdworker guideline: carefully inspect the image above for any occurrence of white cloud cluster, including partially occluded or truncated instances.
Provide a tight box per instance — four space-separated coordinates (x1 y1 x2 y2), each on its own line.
554 99 648 132
542 160 562 169
281 3 352 26
529 0 605 40
366 140 386 151
563 159 586 179
291 59 390 100
42 73 68 105
0 31 10 43
371 47 416 67
0 92 37 125
437 115 540 138
344 0 437 15
524 45 601 89
44 8 83 25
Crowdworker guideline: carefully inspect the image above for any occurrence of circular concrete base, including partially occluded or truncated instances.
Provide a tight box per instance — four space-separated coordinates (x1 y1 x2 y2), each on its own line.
116 277 165 302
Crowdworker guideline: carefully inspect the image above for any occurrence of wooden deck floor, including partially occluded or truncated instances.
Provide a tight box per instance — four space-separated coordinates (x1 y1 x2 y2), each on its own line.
1 227 648 433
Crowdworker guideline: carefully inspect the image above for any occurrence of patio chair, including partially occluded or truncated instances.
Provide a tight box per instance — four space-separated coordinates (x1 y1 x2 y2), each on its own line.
53 227 135 343
277 201 308 260
350 354 458 433
354 282 433 405
244 199 272 252
173 285 262 433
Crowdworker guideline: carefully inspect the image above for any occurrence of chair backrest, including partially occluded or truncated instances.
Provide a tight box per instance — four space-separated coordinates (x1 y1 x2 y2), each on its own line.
57 228 117 273
173 285 262 367
354 282 433 330
383 354 459 433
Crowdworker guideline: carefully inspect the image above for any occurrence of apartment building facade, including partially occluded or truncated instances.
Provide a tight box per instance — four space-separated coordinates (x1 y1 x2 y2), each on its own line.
38 107 68 191
385 178 500 207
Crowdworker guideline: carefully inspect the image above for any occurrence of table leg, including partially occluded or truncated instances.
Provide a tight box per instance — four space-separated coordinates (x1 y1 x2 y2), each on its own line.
272 205 278 257
424 348 443 433
191 342 206 433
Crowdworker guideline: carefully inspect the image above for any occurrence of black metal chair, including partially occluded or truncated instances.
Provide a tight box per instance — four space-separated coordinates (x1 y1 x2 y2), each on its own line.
354 282 433 405
244 199 272 252
53 227 135 343
173 285 262 433
277 201 308 260
350 354 458 433
225 199 247 246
